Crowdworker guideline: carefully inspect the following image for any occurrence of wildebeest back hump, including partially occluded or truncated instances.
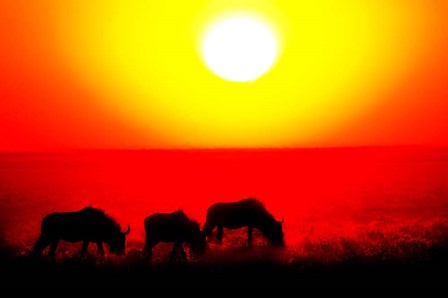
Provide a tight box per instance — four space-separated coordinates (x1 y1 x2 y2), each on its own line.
80 207 122 233
145 210 197 239
145 212 180 232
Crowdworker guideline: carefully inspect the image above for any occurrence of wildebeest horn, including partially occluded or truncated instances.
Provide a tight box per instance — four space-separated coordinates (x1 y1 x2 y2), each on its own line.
123 224 131 235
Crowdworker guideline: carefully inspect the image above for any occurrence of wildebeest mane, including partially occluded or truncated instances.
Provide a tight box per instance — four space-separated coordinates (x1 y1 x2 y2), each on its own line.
80 206 122 233
171 209 200 228
241 198 277 222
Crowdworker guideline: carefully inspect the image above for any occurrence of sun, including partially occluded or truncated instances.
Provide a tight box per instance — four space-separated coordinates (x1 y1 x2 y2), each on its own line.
201 16 278 82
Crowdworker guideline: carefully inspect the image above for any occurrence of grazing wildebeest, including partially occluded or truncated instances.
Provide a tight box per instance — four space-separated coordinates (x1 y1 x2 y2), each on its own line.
203 198 284 246
144 210 206 262
32 206 130 260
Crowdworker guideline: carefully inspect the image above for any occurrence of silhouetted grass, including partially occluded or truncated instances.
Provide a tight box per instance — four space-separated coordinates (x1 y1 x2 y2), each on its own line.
1 238 447 296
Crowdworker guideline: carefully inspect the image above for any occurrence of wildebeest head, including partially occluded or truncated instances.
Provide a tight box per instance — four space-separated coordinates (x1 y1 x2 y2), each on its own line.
263 219 284 247
108 225 131 255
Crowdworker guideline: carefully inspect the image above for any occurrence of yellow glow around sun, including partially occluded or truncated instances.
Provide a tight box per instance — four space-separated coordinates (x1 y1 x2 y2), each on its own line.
55 0 430 148
202 16 278 82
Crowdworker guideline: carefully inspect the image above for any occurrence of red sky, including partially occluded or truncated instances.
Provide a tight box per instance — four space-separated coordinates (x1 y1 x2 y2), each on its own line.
1 1 447 151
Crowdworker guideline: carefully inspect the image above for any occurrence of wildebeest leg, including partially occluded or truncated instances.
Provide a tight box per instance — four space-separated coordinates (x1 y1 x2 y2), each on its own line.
169 243 178 262
178 243 187 262
81 241 89 258
49 240 59 261
145 248 153 260
217 226 223 243
203 221 215 236
169 242 186 263
144 240 155 260
32 235 50 257
248 226 254 247
96 242 105 259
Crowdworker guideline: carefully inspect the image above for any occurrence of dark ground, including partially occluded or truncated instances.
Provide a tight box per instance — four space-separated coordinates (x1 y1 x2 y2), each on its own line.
1 242 448 297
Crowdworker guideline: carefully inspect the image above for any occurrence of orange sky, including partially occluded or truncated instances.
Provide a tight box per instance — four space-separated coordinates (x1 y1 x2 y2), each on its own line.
1 1 447 151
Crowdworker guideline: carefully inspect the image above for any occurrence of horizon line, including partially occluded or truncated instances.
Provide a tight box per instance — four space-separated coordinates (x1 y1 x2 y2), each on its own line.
1 144 447 154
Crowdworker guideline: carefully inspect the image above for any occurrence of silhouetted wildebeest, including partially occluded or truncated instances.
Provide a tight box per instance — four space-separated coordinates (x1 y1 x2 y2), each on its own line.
144 210 206 262
32 206 130 260
203 198 284 246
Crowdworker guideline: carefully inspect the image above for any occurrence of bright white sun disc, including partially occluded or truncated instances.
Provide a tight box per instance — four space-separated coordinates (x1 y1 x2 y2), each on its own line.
202 17 278 82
